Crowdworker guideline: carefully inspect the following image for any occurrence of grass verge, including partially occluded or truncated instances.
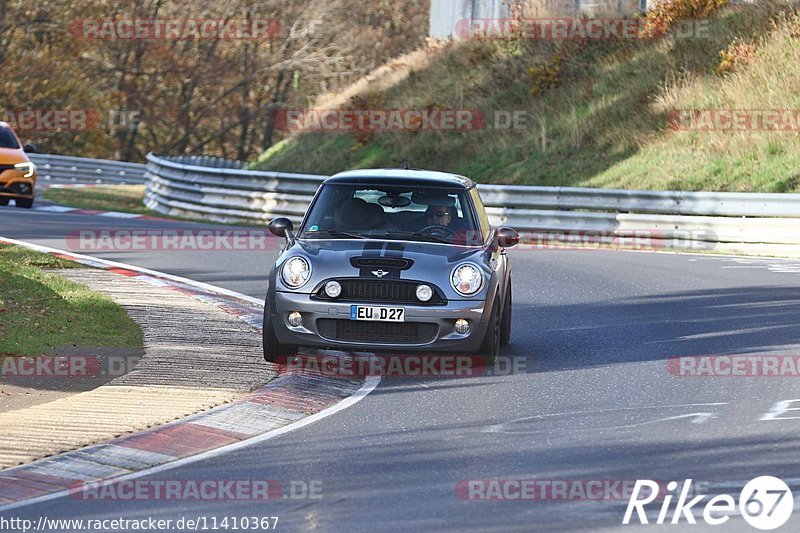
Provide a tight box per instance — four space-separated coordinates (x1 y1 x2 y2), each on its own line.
42 185 264 226
0 244 144 356
43 185 152 215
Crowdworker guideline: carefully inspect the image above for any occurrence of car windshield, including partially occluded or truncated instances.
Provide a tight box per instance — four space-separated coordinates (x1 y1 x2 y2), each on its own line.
0 127 20 149
299 183 483 245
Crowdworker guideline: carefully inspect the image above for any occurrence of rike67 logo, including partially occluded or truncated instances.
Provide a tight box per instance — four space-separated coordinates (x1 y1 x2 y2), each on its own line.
623 477 793 530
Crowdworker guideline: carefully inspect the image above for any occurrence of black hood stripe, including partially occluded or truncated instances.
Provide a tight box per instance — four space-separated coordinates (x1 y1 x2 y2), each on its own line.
383 242 406 258
362 241 384 257
381 241 404 278
358 242 383 277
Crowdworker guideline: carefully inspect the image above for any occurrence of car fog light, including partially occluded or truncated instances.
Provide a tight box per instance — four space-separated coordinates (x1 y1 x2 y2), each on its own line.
416 284 433 302
455 319 470 334
288 311 302 327
325 280 342 298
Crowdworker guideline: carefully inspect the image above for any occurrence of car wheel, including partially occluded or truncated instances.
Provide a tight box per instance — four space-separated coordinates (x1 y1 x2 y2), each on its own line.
263 317 294 364
500 282 512 345
15 198 33 208
479 295 501 366
0 198 9 206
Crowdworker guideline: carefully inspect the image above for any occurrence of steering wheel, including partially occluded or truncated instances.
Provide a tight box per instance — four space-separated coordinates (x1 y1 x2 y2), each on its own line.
418 225 456 239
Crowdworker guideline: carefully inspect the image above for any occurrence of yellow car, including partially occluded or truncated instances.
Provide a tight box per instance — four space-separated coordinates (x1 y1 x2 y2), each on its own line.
0 122 37 208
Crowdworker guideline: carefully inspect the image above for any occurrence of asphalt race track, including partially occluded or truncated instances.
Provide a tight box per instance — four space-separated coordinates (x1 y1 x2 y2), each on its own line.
3 205 800 531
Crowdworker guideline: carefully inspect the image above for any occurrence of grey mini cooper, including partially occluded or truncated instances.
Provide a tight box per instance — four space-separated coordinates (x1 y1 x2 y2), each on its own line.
263 169 519 365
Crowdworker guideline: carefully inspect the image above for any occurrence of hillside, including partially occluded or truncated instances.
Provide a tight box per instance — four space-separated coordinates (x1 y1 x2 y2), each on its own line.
251 1 800 192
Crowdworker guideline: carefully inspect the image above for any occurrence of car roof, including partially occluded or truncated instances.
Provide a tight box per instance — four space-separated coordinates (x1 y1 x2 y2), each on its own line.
324 168 475 189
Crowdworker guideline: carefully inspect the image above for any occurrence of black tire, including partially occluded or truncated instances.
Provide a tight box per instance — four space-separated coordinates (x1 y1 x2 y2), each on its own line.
500 282 512 345
263 320 295 364
15 197 33 208
0 198 9 206
478 296 501 367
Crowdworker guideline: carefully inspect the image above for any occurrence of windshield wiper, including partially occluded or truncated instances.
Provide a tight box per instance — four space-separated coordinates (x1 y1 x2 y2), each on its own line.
303 229 367 239
380 230 451 244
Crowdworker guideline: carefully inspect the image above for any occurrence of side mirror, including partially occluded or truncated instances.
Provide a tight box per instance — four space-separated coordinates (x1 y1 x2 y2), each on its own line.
495 227 519 249
268 217 294 239
23 143 37 153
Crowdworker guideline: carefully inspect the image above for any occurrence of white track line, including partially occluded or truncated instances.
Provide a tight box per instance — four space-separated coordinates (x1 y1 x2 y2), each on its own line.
0 236 262 305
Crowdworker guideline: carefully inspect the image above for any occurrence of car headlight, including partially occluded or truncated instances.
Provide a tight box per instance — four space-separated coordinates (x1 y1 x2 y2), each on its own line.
451 262 483 296
14 162 36 178
281 256 311 289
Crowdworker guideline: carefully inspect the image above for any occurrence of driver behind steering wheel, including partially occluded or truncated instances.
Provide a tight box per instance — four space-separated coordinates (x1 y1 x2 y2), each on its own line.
425 205 453 228
416 194 470 243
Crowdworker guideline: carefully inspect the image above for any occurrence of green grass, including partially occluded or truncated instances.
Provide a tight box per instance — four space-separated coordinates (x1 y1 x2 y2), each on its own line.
43 185 153 215
252 2 800 192
42 185 262 226
0 244 143 356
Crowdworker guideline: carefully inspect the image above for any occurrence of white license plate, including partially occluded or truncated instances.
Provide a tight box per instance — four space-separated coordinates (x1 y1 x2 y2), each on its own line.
350 305 405 322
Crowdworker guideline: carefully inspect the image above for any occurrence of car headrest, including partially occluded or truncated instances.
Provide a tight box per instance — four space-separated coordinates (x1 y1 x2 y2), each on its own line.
335 198 383 229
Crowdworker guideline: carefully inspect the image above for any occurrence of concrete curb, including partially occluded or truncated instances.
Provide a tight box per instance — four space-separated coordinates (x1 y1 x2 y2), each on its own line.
0 356 367 509
0 238 379 510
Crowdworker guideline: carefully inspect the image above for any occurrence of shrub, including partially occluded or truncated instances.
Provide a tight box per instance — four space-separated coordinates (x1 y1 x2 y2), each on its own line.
645 0 729 37
529 55 563 97
715 38 757 75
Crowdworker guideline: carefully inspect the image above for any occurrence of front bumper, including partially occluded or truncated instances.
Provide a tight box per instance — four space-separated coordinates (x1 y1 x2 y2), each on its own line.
271 291 491 353
0 174 35 199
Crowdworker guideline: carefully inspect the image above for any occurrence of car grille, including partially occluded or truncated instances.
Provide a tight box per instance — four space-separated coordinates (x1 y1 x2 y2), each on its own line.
317 319 438 345
0 182 31 195
314 279 445 305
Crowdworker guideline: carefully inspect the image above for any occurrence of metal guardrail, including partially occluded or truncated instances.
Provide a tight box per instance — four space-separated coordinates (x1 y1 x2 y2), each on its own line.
144 153 325 224
144 153 800 257
157 155 245 170
31 154 147 185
